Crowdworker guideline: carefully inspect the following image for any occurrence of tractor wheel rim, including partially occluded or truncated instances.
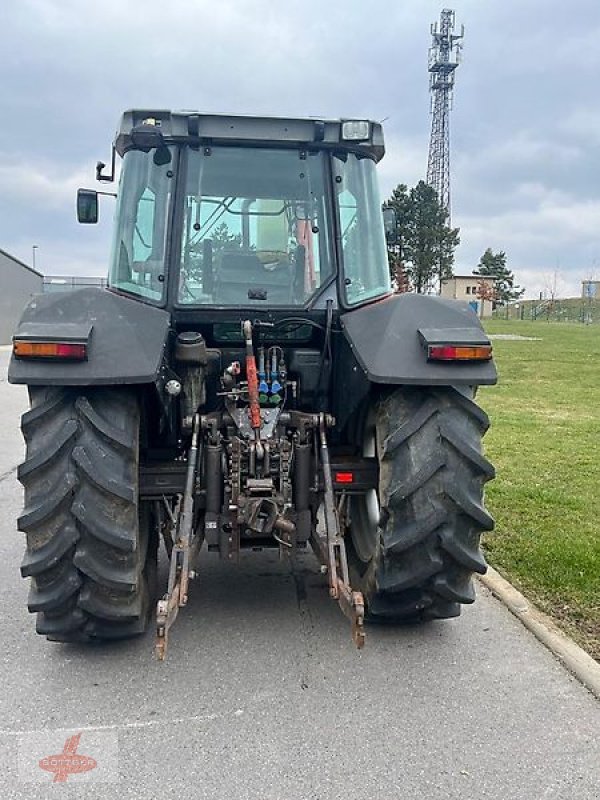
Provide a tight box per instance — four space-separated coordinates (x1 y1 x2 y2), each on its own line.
350 413 380 563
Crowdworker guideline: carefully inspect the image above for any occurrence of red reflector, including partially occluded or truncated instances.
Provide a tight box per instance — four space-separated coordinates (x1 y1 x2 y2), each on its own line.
335 472 354 484
56 343 87 359
13 340 87 360
428 344 492 362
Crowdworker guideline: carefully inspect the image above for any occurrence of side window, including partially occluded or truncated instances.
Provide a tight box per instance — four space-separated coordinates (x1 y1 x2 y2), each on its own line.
108 148 173 303
334 154 391 306
133 188 156 263
338 188 359 280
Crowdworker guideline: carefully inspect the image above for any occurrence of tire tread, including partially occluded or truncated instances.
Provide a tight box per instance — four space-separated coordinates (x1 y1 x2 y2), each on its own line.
18 387 152 642
351 386 494 623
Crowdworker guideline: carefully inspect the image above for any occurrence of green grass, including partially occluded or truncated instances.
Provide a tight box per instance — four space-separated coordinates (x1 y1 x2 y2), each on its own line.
479 320 600 659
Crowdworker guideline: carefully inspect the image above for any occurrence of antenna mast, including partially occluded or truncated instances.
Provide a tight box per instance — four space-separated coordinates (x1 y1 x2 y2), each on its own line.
426 8 464 222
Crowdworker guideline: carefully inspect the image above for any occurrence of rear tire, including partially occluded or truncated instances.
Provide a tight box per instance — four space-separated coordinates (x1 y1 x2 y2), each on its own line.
348 386 495 622
18 387 156 642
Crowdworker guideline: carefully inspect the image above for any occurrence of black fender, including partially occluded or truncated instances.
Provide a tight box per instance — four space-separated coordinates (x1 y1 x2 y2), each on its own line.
8 288 171 386
340 293 497 387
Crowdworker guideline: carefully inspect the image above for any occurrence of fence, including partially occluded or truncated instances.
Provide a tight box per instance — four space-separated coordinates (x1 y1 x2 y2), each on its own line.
43 276 107 293
494 298 600 324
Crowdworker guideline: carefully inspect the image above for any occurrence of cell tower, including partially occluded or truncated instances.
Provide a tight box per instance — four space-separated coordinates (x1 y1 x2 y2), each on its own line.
426 9 464 221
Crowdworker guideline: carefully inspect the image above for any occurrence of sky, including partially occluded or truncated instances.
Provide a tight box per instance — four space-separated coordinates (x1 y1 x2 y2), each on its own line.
1 0 599 299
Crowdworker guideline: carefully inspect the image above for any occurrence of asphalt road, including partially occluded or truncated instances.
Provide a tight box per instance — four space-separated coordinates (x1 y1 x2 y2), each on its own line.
0 348 598 799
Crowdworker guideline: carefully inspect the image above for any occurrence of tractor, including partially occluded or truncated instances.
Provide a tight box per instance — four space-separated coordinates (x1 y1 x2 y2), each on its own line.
9 110 496 658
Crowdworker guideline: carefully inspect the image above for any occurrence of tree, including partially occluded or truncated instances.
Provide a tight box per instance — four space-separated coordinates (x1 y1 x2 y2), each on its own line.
394 262 411 293
183 221 243 296
188 222 242 274
543 270 560 321
475 277 497 319
474 248 523 305
383 184 412 291
209 222 243 251
384 181 460 293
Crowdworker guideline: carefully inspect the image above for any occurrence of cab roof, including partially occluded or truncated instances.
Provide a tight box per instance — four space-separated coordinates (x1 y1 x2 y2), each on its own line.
114 109 385 162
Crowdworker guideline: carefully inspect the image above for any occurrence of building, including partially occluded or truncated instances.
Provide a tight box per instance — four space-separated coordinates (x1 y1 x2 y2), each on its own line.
582 280 600 299
0 248 43 345
440 274 495 318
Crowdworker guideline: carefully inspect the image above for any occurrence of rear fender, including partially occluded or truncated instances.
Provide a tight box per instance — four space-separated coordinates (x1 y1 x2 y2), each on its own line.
8 288 171 387
340 293 497 387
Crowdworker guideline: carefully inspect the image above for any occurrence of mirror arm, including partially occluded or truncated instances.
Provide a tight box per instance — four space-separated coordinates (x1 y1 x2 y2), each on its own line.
96 146 116 183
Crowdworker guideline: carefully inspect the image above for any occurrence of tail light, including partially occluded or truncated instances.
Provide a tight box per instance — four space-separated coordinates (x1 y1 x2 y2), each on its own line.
427 344 492 362
13 340 87 361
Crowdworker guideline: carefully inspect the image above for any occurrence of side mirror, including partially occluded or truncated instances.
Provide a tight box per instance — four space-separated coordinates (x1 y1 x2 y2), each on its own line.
382 207 397 244
77 189 99 224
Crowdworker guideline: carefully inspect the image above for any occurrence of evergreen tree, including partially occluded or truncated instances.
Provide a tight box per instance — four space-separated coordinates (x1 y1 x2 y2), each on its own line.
384 181 460 293
474 248 524 304
383 184 411 290
186 222 242 289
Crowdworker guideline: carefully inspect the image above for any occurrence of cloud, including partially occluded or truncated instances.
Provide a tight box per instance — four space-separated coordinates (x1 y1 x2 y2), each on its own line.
378 136 429 197
462 131 582 171
0 158 89 210
455 192 600 297
7 232 111 278
0 0 599 298
559 109 600 145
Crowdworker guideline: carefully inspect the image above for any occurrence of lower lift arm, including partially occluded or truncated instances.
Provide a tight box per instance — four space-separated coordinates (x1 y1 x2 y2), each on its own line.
155 414 201 661
310 413 365 649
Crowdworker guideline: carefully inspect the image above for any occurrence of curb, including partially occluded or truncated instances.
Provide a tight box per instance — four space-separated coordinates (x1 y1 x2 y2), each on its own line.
478 566 600 700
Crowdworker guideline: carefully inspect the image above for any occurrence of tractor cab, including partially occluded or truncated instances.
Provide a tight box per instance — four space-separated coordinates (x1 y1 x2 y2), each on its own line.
78 111 391 312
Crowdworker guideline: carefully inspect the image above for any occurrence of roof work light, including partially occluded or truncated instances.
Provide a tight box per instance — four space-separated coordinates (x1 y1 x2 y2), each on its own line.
341 120 370 141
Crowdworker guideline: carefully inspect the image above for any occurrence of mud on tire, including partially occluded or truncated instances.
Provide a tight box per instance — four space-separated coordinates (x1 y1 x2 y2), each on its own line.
18 387 156 642
349 387 495 622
